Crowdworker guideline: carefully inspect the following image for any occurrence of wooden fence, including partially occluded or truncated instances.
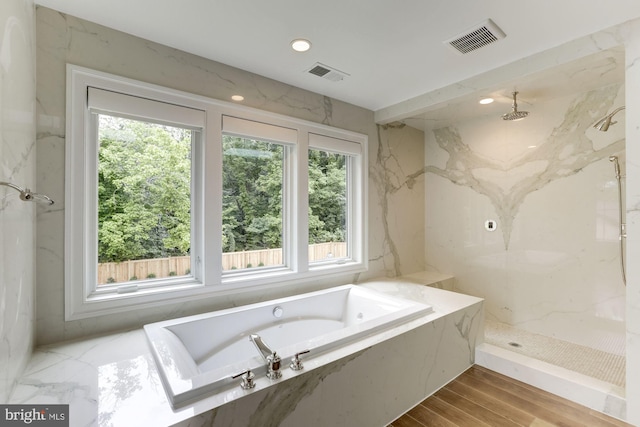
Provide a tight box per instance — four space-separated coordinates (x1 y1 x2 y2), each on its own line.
98 242 347 285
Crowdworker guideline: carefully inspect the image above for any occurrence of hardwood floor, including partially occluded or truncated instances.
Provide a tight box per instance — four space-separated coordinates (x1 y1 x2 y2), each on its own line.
389 365 631 427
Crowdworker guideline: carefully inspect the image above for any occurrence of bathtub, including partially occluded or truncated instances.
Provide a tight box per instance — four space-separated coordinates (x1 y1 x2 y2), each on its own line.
144 284 433 407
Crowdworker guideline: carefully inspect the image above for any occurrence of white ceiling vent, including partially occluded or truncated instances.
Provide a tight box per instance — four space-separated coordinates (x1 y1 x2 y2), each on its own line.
307 63 349 82
444 19 506 55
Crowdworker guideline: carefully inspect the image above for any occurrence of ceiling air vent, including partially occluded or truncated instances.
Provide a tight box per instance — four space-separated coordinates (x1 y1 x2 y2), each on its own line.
444 19 506 55
307 63 349 82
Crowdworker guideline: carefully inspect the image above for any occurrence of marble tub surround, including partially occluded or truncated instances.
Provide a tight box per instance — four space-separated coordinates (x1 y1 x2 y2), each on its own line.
363 270 455 293
8 281 483 427
34 7 426 344
0 0 36 402
144 285 433 407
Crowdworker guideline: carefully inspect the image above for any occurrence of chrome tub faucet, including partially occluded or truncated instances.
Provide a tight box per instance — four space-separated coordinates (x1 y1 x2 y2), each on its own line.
249 334 281 380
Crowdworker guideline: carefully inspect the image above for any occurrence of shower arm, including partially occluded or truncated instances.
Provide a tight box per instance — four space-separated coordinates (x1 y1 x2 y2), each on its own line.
593 106 626 131
0 181 55 205
606 106 626 126
608 106 626 118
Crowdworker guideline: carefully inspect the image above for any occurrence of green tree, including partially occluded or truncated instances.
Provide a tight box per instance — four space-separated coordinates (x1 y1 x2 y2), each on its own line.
308 149 347 244
222 136 283 252
98 116 191 262
98 120 348 264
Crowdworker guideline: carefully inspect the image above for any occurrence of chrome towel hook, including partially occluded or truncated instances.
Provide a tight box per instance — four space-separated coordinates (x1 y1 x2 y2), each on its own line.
0 181 54 205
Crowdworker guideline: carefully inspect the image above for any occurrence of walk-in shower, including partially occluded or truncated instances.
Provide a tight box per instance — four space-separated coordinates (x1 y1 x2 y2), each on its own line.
472 96 629 420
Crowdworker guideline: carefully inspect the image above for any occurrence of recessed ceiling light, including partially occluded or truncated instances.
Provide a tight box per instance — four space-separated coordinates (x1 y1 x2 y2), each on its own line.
479 97 494 105
231 95 244 102
291 39 311 52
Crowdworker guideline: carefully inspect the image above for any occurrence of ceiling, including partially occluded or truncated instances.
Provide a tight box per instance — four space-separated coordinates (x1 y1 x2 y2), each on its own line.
402 46 625 130
34 0 640 126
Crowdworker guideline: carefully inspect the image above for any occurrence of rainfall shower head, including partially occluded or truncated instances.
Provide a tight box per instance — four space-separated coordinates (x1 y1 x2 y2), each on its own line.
502 91 529 121
593 106 626 132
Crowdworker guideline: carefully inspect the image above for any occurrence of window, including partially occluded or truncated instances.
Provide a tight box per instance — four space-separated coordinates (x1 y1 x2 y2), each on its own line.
222 136 285 271
97 115 194 284
220 115 297 273
66 65 367 320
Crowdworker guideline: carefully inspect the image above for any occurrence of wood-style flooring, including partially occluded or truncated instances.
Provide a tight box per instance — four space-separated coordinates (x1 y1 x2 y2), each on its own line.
389 365 631 427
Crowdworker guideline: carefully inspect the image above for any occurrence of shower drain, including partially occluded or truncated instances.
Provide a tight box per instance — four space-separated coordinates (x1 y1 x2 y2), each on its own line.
508 342 522 348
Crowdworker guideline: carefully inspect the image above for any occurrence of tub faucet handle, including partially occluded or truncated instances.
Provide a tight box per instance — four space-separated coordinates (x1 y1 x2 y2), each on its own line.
266 352 282 380
290 349 310 371
232 369 256 390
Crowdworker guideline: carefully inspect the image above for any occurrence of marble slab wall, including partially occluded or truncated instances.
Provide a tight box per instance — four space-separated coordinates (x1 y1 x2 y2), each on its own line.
0 0 36 402
34 7 425 345
622 20 640 426
424 84 627 349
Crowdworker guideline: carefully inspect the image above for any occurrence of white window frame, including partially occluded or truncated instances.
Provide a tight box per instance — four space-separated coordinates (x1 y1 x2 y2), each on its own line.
65 65 368 320
306 134 364 269
220 115 296 276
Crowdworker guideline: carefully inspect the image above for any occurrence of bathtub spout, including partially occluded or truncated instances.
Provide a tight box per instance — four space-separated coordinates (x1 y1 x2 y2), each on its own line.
249 334 282 379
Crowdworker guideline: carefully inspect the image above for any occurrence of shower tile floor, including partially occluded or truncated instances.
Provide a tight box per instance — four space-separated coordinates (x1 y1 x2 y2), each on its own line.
483 320 625 388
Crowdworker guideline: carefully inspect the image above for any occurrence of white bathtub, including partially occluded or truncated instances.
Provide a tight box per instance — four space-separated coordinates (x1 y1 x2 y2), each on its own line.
144 284 433 407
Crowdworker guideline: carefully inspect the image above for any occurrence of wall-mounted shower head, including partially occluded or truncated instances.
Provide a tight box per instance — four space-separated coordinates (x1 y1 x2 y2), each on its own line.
502 91 529 121
593 106 625 132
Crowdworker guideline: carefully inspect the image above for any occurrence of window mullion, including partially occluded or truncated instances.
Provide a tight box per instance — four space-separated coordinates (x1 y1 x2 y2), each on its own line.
85 111 100 299
203 111 223 284
295 132 310 272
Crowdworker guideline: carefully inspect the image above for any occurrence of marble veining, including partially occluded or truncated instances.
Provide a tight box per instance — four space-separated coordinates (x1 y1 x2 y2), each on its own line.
8 280 483 427
370 123 426 277
244 353 361 427
0 0 36 403
622 18 640 426
34 6 426 344
426 85 623 250
424 82 626 338
455 309 482 364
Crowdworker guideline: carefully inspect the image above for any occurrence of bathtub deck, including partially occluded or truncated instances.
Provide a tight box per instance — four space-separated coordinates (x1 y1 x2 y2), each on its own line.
9 282 484 427
390 365 631 427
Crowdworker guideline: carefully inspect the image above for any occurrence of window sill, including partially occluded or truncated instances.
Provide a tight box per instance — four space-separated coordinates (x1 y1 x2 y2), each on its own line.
66 262 367 321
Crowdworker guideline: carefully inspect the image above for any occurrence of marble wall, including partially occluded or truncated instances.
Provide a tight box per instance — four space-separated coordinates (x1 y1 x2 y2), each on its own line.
622 20 640 426
34 7 426 345
416 19 640 424
424 84 627 349
0 0 36 402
